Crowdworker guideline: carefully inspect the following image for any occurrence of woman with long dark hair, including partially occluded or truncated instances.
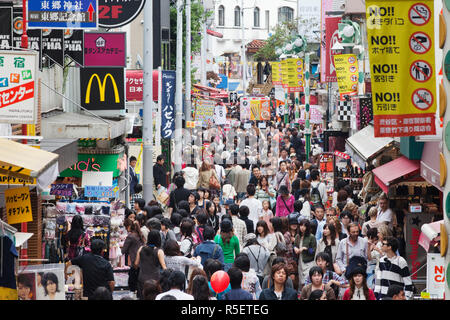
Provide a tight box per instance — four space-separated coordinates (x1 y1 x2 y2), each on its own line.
122 218 145 293
135 230 167 299
205 200 220 233
66 215 91 261
342 268 376 300
163 239 202 274
316 223 341 272
294 219 317 290
190 275 213 300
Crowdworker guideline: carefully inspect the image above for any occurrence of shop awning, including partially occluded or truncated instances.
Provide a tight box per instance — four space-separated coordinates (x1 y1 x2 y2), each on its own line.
372 156 421 193
345 124 395 169
40 139 78 172
0 138 59 182
420 141 442 191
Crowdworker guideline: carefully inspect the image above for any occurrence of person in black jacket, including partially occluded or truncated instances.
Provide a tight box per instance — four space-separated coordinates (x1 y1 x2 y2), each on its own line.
153 154 168 189
290 129 304 162
259 263 298 300
239 205 254 234
168 176 191 216
129 156 139 196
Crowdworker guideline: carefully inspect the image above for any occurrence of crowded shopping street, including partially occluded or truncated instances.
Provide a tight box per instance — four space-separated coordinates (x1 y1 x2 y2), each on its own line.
0 0 450 305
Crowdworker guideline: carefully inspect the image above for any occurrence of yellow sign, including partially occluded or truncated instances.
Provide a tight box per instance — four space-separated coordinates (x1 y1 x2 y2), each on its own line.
281 58 304 93
85 73 120 104
333 54 358 99
0 166 36 185
5 186 33 225
271 62 283 85
366 0 436 137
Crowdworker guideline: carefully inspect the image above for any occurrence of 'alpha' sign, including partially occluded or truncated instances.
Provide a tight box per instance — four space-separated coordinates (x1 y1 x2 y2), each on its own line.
80 67 125 110
98 0 145 28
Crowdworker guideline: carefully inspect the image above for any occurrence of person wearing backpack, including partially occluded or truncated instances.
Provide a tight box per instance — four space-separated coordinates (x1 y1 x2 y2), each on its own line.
310 169 327 207
194 226 224 266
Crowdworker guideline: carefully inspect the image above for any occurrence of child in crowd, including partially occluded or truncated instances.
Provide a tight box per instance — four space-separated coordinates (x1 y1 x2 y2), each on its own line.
260 200 274 233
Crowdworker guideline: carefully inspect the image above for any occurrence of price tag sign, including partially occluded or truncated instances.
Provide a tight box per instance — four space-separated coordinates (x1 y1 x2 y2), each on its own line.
50 184 73 197
5 186 33 224
84 185 115 198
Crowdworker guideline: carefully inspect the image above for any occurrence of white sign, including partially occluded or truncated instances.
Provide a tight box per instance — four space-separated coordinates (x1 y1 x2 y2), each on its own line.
297 0 321 43
426 253 445 299
0 50 38 124
214 105 227 125
81 171 113 187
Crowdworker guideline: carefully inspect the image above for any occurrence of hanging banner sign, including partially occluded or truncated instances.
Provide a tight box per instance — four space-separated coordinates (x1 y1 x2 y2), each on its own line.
80 67 125 110
271 62 283 86
333 54 359 99
0 4 13 50
321 13 341 82
240 97 271 121
0 50 38 124
299 105 323 124
5 186 33 225
98 0 145 28
161 70 176 138
366 0 436 137
84 32 126 67
64 29 84 66
27 0 98 29
285 58 304 93
214 104 227 125
126 69 143 101
42 29 65 68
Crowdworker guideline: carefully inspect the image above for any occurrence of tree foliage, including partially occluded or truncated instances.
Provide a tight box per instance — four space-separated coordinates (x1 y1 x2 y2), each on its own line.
253 20 299 62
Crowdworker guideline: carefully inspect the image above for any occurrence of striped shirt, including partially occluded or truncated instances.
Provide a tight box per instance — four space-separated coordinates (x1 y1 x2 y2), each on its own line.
374 255 414 299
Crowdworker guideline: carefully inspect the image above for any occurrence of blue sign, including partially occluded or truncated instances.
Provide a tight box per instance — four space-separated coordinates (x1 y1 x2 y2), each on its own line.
161 70 176 139
84 185 117 198
27 0 98 29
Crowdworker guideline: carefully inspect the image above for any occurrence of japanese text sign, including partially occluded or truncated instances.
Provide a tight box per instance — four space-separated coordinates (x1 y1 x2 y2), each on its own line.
366 0 436 137
27 0 98 29
84 185 116 198
195 99 216 127
0 50 37 124
161 70 176 138
50 184 73 197
5 186 33 225
321 13 341 82
126 69 143 101
333 54 359 99
84 32 126 67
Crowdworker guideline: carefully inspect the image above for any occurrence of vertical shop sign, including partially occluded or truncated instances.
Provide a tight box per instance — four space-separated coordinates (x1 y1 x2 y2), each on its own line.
366 0 436 137
333 54 359 99
42 29 65 68
0 50 38 124
64 29 84 66
0 4 13 50
5 186 33 224
321 3 341 83
161 70 176 138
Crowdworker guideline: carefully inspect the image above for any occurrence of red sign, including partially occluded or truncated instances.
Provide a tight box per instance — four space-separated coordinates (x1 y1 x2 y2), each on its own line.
125 69 159 102
374 113 436 137
321 17 341 82
0 82 35 110
334 151 350 159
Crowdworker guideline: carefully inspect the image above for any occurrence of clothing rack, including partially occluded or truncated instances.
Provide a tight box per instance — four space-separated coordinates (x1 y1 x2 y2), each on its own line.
58 199 111 203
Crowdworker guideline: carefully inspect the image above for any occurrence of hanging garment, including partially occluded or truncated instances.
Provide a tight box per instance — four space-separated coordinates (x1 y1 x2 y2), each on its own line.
0 235 18 290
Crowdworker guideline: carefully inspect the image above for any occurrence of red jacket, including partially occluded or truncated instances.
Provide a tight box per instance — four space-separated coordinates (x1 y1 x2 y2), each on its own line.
342 288 376 300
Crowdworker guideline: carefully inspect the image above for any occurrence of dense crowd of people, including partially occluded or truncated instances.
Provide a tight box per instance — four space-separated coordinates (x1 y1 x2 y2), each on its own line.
65 121 413 301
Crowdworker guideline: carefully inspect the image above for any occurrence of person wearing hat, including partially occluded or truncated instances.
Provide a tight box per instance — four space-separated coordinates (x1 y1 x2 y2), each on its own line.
342 265 376 300
214 219 240 272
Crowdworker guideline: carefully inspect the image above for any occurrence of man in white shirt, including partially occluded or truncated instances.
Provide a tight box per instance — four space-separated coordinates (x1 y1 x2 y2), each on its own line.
215 163 226 185
155 271 194 300
239 184 262 230
376 193 395 228
182 164 199 190
278 148 291 165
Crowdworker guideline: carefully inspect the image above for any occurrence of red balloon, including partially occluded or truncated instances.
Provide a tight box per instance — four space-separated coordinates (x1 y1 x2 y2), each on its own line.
210 270 230 293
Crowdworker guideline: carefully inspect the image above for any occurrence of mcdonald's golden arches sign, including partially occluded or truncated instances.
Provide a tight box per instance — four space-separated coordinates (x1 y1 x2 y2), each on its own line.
80 67 125 110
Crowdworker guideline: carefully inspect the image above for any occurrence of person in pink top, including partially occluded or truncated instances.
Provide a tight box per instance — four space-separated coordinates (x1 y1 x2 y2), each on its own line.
275 185 295 217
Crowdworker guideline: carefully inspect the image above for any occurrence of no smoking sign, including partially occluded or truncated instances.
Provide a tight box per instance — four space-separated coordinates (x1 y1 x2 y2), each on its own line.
409 3 431 26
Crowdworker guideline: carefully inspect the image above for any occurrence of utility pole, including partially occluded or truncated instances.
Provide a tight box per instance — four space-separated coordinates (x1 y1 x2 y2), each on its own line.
185 0 192 122
241 0 246 98
174 0 184 172
143 0 154 201
305 52 311 162
201 2 207 86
